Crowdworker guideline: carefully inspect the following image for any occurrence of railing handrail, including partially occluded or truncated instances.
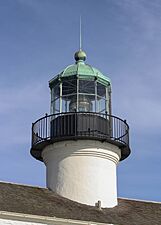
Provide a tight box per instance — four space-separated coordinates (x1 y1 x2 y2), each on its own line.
32 111 129 129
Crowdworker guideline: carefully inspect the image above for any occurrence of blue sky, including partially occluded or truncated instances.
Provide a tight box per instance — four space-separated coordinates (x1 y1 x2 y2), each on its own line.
0 0 161 202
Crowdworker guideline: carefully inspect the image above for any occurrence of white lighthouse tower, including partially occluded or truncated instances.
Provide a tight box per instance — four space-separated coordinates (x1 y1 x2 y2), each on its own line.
30 49 130 208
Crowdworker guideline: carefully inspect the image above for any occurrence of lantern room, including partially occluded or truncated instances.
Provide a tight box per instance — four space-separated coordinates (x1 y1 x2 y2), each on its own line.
49 50 111 115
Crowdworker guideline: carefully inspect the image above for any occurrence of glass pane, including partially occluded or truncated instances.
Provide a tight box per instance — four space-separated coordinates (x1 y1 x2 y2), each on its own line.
69 95 77 112
51 98 60 114
97 97 106 113
51 88 54 101
79 80 95 94
91 99 96 112
97 82 106 97
54 84 60 98
78 94 93 112
62 79 77 95
62 97 72 113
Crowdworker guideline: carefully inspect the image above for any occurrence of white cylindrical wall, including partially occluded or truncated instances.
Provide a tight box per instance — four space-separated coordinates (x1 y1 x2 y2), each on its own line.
42 140 121 208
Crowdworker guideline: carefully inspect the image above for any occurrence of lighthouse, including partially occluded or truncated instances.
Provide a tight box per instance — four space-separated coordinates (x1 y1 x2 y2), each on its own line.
30 49 130 208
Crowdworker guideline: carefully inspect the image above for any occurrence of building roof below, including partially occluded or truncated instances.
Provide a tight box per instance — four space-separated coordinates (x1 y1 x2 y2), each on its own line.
0 182 161 225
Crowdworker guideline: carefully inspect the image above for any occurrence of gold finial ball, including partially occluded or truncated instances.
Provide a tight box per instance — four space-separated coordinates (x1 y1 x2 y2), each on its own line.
74 50 86 62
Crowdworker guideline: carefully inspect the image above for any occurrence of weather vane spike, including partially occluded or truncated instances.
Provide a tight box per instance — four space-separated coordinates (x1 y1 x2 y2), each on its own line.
79 15 82 50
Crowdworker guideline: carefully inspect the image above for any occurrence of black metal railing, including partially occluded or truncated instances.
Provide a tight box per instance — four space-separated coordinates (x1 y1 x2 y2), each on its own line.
31 112 129 151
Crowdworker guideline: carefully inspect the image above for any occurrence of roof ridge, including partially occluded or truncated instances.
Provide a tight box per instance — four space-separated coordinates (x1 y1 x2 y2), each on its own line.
119 197 161 204
0 180 46 190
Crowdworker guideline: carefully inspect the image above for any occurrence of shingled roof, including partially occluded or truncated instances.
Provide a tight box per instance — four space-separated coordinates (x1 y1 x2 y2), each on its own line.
0 182 161 225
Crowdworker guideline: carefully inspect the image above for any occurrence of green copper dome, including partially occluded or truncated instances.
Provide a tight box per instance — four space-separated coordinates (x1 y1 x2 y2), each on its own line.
49 50 111 87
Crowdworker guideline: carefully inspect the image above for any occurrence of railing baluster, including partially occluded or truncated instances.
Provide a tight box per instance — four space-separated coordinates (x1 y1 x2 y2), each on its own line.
45 113 48 140
74 111 77 137
67 114 69 136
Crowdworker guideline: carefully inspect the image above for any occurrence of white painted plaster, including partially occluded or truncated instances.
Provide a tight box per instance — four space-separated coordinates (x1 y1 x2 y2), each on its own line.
0 218 45 225
42 140 121 208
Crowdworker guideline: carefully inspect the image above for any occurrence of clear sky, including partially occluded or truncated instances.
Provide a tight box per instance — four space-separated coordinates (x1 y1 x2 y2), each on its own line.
0 0 161 202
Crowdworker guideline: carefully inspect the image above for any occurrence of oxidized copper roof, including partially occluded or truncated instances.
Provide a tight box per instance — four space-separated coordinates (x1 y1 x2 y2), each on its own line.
49 51 111 87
